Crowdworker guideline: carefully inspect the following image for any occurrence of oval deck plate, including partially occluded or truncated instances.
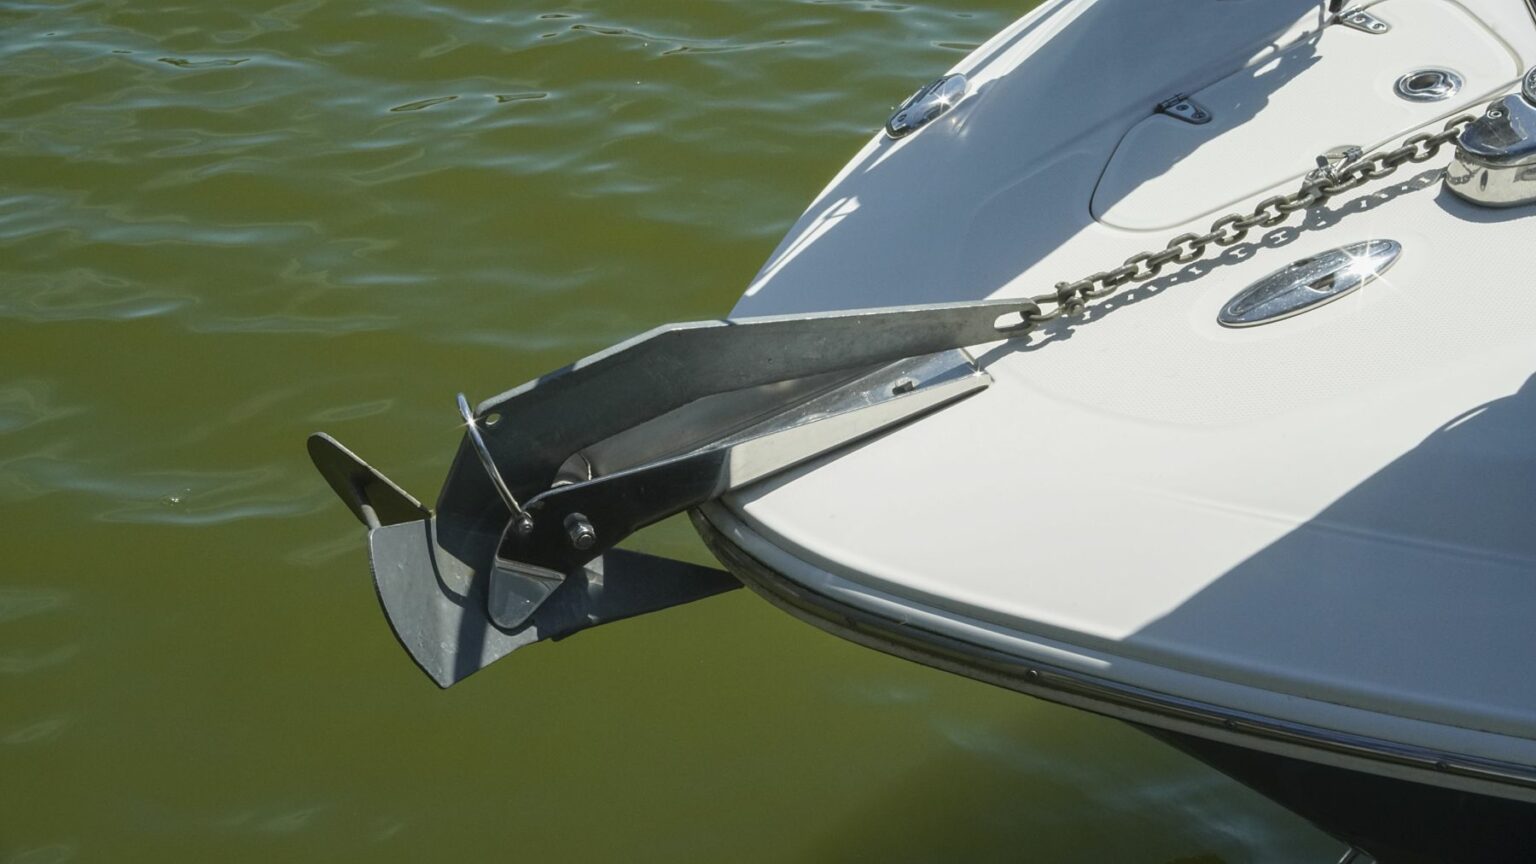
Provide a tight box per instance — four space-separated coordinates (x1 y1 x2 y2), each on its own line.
1218 239 1401 327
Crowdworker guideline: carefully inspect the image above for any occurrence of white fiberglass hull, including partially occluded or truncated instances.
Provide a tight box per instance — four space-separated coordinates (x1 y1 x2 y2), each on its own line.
713 0 1536 809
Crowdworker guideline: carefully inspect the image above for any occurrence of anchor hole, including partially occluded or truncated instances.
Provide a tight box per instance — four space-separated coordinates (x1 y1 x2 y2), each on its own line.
994 311 1029 334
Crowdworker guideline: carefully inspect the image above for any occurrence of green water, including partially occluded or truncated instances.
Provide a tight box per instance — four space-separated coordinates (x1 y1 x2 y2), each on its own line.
1 1 1343 860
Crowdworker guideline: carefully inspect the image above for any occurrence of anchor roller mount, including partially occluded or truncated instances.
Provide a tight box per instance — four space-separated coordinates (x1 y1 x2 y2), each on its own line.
309 298 1037 687
1445 67 1536 208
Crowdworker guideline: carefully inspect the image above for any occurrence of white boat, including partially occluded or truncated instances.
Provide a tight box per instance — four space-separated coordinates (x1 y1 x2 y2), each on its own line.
310 1 1536 859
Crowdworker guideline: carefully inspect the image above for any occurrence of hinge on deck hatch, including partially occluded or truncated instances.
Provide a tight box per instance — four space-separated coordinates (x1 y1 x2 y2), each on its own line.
1334 5 1390 34
1156 94 1211 125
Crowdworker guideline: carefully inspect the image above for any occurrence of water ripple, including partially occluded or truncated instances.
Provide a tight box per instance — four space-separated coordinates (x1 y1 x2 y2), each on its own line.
0 380 83 434
92 466 320 525
0 589 70 624
0 645 81 675
3 845 79 864
0 0 1330 857
0 456 324 524
3 714 73 745
2 0 1006 343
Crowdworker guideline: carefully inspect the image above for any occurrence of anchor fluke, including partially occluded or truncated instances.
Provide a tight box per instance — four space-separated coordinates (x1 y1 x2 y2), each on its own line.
309 431 741 687
307 433 428 529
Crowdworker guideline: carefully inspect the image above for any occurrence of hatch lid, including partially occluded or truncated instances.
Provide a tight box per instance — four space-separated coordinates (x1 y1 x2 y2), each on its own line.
1092 0 1520 231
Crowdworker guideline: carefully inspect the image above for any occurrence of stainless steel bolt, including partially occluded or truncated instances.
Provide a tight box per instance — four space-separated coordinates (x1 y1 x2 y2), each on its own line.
564 513 596 550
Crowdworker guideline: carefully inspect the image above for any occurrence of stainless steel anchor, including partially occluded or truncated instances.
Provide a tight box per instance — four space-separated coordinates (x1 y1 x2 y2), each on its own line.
309 297 1037 686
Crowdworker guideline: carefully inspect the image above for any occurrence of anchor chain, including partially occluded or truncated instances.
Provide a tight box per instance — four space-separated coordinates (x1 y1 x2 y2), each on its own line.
1022 112 1477 328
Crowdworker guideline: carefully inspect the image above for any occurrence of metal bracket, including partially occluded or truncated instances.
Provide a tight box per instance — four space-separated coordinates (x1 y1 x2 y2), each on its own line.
1306 145 1364 187
1157 94 1212 125
483 349 986 627
311 297 1036 685
1335 6 1390 34
1445 91 1536 208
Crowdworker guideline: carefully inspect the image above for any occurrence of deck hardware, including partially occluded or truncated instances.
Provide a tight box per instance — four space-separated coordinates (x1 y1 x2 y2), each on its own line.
564 513 597 550
311 299 1051 684
1218 239 1401 327
309 434 428 529
313 111 1487 687
1446 75 1536 208
1308 145 1364 186
886 73 969 139
1335 6 1390 33
1156 94 1211 125
457 392 532 533
1524 67 1536 105
1394 69 1462 103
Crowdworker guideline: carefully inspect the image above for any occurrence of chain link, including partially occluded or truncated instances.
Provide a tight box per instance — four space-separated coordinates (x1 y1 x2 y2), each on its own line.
1020 113 1476 330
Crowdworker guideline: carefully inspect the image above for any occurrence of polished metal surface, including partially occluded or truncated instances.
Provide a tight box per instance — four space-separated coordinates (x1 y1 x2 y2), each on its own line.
1156 93 1211 125
456 392 531 529
1335 6 1390 33
885 73 968 139
485 350 986 629
478 352 984 630
495 351 987 581
1446 93 1536 208
564 512 597 550
1393 69 1462 103
1523 66 1536 105
1309 145 1364 186
1218 239 1401 328
447 296 1035 526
